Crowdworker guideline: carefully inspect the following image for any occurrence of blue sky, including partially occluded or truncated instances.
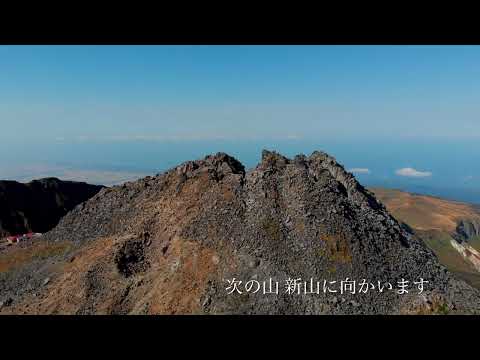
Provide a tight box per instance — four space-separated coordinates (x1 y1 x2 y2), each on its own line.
0 45 479 202
1 45 480 141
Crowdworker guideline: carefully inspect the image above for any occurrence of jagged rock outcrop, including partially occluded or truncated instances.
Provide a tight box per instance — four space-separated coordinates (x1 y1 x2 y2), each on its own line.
1 151 479 315
0 178 103 237
455 219 480 242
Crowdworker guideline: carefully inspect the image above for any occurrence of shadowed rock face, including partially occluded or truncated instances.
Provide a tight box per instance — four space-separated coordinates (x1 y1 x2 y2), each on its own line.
1 151 480 315
0 178 104 237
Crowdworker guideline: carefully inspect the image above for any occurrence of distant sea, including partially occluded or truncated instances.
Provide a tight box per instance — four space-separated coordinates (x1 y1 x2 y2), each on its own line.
1 138 479 204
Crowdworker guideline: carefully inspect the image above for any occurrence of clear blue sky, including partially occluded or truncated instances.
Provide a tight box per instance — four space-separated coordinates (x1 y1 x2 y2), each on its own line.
1 45 480 203
1 45 479 142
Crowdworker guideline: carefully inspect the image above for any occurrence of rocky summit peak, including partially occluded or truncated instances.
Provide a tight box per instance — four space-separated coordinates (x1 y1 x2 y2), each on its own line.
174 152 245 180
260 149 290 169
1 150 480 315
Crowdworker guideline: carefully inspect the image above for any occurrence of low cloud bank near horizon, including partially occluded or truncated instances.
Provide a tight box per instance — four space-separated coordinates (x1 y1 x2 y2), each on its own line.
0 164 148 186
54 133 304 143
348 168 371 174
395 167 432 178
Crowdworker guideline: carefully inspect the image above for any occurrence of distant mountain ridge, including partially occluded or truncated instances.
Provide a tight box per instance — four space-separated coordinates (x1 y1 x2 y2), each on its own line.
0 178 103 237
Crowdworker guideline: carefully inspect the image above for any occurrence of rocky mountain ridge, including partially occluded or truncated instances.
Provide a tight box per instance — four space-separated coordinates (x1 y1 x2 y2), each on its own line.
0 178 103 238
1 151 479 314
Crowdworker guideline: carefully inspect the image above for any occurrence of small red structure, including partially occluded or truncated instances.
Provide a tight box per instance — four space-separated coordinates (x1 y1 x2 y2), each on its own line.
6 235 21 244
6 232 41 245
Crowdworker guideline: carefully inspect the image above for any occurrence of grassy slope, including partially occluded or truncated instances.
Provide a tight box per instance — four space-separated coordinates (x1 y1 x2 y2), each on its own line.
468 235 480 252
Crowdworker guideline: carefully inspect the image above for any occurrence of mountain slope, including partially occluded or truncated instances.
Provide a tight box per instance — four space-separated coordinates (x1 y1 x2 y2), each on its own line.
1 151 479 314
0 178 103 238
371 188 480 289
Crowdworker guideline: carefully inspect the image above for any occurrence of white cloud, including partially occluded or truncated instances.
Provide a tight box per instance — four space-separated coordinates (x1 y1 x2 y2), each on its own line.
395 167 432 178
348 168 371 174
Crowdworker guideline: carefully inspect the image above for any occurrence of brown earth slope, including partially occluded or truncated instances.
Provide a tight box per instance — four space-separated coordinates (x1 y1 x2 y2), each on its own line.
370 188 480 234
1 151 479 314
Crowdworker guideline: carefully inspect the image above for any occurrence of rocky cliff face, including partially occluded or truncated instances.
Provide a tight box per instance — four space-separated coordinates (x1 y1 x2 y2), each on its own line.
1 151 479 314
455 219 480 242
0 178 103 237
